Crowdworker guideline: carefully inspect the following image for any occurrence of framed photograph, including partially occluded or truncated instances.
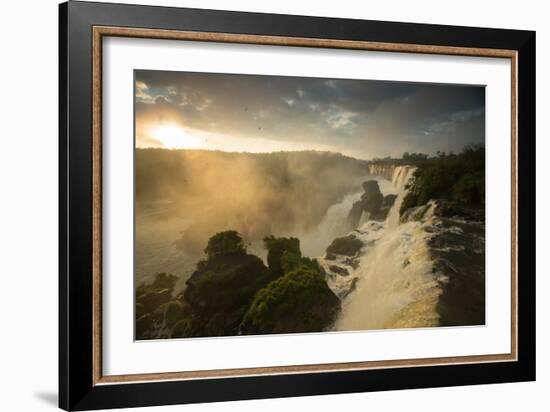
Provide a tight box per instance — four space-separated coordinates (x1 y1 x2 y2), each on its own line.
59 1 536 410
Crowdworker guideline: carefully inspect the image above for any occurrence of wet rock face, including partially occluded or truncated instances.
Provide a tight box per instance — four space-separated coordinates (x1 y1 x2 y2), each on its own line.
361 180 384 214
325 234 364 257
137 288 172 314
347 180 394 227
429 201 486 327
347 201 364 229
383 194 397 208
329 265 350 276
135 273 179 339
434 200 485 222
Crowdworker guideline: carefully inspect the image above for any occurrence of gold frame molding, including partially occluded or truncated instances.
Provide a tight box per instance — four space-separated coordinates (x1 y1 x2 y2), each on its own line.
91 26 518 386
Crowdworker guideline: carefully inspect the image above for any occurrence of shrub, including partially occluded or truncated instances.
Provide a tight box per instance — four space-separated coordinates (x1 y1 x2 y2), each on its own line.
241 264 340 334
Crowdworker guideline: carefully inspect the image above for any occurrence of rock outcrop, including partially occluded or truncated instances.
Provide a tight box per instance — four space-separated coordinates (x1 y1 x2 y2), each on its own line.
326 234 364 258
347 180 396 227
136 231 341 339
361 181 384 214
429 201 486 327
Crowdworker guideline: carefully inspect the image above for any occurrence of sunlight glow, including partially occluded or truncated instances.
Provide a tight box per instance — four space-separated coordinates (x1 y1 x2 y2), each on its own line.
150 124 203 149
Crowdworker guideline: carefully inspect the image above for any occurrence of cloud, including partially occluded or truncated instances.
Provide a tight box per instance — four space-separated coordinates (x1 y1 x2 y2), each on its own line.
134 70 485 159
135 80 153 103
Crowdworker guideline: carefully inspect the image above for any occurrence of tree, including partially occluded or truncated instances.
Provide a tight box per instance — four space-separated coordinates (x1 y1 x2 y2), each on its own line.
400 145 485 215
204 230 246 259
240 263 340 334
263 236 301 277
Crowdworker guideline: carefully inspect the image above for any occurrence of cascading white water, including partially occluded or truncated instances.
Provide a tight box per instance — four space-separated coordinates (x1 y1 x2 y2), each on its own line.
300 176 396 257
334 166 444 330
385 166 416 228
300 191 363 257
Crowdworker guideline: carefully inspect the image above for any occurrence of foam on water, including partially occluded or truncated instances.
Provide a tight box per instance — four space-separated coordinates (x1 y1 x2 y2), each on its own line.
334 166 445 330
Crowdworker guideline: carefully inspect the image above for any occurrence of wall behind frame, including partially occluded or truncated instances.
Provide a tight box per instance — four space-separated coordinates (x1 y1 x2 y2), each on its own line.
0 0 546 411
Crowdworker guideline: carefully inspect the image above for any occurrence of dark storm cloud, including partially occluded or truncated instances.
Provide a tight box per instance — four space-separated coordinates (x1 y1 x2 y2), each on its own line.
135 70 485 158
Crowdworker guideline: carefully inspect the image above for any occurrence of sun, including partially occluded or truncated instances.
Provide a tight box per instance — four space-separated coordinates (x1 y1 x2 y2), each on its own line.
150 124 203 149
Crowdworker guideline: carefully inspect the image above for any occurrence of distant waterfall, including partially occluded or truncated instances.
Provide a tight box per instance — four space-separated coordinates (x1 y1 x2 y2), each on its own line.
334 166 444 330
385 166 416 228
391 165 416 192
367 163 397 181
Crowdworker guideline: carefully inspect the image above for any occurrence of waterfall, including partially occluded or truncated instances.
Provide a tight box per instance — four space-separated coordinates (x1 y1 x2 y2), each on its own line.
367 163 396 181
300 191 363 257
334 166 444 331
391 165 416 192
385 166 416 229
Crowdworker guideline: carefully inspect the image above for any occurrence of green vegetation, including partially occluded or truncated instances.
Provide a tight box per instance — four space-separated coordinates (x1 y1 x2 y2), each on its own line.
204 230 246 259
263 235 301 277
136 230 341 339
183 253 269 315
402 152 429 163
400 145 485 215
241 258 339 334
370 152 428 165
184 231 270 317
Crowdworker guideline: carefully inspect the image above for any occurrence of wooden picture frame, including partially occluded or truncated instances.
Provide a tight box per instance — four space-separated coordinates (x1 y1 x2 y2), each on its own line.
59 1 535 410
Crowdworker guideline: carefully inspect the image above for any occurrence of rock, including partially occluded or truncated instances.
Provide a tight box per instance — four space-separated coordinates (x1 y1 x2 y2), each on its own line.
171 314 204 338
339 277 359 300
347 180 386 228
184 253 270 316
383 194 398 208
343 257 360 269
203 309 247 336
326 234 364 257
154 300 193 329
136 272 178 315
136 288 173 315
400 203 433 223
149 273 178 290
325 253 337 261
135 273 182 339
428 202 486 327
368 194 398 221
177 232 341 338
360 180 384 214
329 265 350 276
136 302 145 319
347 200 364 229
136 314 154 339
434 200 485 221
240 264 341 334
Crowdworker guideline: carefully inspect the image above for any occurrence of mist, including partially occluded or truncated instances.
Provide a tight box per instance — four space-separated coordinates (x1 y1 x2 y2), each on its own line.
135 148 369 284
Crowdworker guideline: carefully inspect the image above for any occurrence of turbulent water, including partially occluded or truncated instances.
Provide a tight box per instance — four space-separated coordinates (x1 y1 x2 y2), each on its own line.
325 166 448 330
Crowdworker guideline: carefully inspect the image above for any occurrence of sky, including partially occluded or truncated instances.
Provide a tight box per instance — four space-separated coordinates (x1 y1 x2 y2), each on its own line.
135 70 485 160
